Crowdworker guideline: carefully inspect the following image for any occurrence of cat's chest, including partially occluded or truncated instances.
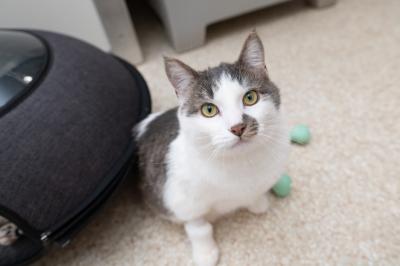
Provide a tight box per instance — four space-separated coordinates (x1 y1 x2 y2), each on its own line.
198 161 277 197
168 156 277 214
164 134 288 219
167 137 281 195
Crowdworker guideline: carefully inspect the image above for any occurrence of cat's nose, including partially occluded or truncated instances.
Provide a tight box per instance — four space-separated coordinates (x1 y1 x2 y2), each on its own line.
230 123 246 137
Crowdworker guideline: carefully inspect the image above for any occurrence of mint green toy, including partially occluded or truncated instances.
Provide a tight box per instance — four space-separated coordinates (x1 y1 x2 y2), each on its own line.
272 125 311 198
272 174 292 197
290 124 311 145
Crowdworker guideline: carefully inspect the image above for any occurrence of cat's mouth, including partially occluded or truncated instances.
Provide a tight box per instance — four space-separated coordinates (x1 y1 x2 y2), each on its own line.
229 132 258 148
213 132 258 151
230 137 251 148
231 140 246 148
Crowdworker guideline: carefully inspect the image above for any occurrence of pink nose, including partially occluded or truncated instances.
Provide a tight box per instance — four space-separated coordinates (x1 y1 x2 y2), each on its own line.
230 123 246 137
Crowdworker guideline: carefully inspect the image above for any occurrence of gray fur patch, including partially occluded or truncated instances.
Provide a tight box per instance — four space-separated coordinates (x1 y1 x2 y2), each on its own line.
242 114 259 138
181 70 215 115
181 62 280 116
135 108 179 215
228 62 281 108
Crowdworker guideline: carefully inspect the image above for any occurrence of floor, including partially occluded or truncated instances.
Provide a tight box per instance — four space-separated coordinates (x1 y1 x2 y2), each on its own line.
35 0 400 265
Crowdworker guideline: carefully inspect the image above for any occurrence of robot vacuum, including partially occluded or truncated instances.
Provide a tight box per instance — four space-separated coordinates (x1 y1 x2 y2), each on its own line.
0 30 151 265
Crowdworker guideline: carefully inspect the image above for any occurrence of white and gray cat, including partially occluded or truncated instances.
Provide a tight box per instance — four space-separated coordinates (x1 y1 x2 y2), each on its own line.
134 32 290 266
0 216 19 246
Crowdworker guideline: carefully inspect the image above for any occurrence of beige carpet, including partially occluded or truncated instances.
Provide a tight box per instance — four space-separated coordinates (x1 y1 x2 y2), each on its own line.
35 0 400 265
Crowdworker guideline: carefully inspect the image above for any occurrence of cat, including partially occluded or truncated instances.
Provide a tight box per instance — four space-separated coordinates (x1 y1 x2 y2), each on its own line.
134 31 290 266
0 216 19 246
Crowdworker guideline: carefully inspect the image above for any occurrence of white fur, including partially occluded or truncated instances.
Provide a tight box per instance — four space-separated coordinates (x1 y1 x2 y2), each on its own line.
135 112 162 139
163 74 290 266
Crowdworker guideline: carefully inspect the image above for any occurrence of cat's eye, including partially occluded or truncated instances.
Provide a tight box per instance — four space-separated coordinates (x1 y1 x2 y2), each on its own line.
243 90 259 106
201 103 219 118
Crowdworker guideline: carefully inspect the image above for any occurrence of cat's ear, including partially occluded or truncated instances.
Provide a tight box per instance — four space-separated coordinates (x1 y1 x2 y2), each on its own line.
238 31 266 72
164 56 198 99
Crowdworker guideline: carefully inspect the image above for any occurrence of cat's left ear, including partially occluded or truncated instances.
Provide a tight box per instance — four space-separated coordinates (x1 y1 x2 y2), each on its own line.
238 31 267 74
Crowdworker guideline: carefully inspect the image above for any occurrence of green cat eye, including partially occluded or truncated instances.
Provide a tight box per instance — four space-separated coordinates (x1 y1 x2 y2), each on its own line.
201 103 219 118
243 90 259 106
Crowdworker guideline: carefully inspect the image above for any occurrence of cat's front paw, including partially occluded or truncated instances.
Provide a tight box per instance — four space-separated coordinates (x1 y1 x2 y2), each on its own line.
192 242 219 266
185 219 220 266
247 195 269 214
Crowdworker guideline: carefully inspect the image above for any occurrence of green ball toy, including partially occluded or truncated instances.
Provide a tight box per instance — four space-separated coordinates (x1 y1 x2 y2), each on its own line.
272 125 310 198
290 124 311 145
272 174 292 197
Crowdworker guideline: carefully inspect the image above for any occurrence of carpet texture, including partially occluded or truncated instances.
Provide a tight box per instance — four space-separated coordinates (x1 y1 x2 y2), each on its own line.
35 0 400 265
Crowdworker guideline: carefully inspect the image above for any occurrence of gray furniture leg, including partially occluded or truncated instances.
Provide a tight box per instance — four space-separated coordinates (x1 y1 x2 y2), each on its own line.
149 0 208 52
164 18 206 53
94 0 143 64
307 0 337 8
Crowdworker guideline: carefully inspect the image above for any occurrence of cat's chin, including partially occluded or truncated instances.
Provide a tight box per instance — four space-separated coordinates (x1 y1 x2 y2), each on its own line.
225 137 257 152
230 139 247 148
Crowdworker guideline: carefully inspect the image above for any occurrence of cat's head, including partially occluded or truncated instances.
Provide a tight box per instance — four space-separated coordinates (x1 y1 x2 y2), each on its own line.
165 32 283 155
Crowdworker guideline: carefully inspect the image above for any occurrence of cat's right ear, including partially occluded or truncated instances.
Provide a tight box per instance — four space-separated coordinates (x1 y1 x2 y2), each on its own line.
164 56 198 100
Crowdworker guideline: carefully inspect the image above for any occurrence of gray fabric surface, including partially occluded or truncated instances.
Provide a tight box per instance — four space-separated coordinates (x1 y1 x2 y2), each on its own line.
0 30 139 234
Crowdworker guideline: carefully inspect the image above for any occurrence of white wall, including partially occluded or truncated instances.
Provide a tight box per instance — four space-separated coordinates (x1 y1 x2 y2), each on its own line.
0 0 111 51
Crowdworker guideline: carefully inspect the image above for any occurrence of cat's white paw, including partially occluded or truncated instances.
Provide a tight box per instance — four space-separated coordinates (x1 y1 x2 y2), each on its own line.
248 195 269 214
192 242 219 266
185 219 220 266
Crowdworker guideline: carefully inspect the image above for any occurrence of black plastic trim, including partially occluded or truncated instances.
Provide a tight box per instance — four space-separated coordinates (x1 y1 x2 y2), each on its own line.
4 244 45 266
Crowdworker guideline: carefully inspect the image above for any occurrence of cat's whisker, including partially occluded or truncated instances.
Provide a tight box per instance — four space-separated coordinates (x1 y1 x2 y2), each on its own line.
257 133 288 145
257 137 289 150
